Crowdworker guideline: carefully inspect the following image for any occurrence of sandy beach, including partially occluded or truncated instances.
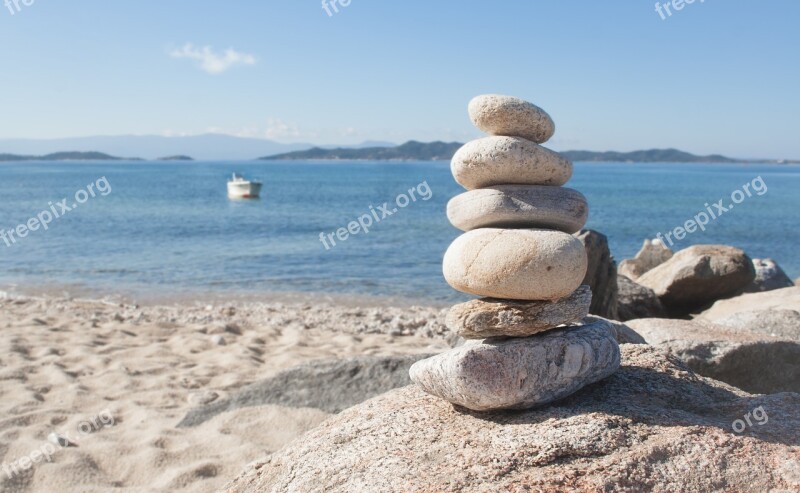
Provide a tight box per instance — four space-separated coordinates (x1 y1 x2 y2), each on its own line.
0 293 451 492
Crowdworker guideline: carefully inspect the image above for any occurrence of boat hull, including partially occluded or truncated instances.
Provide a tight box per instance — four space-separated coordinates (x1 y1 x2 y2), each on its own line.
227 181 262 199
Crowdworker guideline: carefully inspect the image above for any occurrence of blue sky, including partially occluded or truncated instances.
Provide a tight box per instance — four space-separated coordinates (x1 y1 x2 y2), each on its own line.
1 1 798 158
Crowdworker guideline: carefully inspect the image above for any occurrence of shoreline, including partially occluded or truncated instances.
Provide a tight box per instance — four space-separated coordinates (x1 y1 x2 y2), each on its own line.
0 282 452 310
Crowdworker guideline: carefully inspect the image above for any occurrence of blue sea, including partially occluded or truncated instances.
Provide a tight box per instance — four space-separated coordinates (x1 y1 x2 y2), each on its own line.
0 161 797 304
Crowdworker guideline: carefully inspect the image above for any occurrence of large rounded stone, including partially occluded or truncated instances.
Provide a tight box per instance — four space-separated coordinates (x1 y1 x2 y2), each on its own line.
409 321 620 411
742 258 794 293
446 285 592 339
617 275 667 321
443 228 588 300
468 94 555 143
637 245 756 316
618 238 674 280
451 136 572 190
447 185 588 233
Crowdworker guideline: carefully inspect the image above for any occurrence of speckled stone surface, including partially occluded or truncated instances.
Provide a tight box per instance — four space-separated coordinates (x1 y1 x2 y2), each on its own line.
443 228 588 300
447 285 592 339
447 184 588 233
224 345 800 493
451 136 572 190
468 94 555 143
408 320 620 411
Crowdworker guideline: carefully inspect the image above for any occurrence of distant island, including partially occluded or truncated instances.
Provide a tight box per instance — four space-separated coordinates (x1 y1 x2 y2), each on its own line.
261 141 462 161
0 151 142 162
261 142 797 164
0 144 796 164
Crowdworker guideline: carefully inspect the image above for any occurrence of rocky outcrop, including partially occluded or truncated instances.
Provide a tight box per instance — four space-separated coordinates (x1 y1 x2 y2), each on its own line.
699 286 800 320
742 258 794 293
627 318 800 394
698 287 800 341
618 238 673 280
224 346 800 493
178 355 431 427
575 229 619 319
617 274 667 321
707 309 800 340
637 245 755 316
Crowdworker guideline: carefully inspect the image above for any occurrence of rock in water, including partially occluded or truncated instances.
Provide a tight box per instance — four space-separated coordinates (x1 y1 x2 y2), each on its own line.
451 136 572 189
575 229 619 319
224 346 800 493
443 228 588 300
447 185 588 234
617 275 667 321
742 258 794 293
468 94 555 143
618 238 673 280
446 285 592 339
409 320 620 411
637 244 755 316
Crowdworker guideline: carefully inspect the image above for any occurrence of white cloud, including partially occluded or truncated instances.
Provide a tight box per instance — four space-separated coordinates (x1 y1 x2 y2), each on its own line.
170 43 256 75
264 119 302 140
204 119 306 140
165 120 364 144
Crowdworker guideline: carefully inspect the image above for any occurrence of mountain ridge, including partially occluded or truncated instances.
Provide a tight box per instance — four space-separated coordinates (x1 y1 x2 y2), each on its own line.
261 142 797 163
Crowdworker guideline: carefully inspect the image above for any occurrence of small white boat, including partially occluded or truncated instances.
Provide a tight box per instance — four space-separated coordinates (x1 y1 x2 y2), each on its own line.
227 173 262 199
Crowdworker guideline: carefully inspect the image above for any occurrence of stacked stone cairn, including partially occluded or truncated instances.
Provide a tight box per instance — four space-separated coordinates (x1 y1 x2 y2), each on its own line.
410 95 621 412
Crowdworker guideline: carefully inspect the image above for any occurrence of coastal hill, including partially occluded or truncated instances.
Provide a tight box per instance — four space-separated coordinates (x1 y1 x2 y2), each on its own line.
0 151 142 161
261 141 462 161
563 148 738 163
0 134 389 161
0 144 795 163
262 142 794 163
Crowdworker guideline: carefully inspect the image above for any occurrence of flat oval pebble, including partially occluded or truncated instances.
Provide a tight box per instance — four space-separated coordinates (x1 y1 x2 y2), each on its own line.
447 285 592 339
409 320 621 411
447 185 588 233
443 228 588 300
468 94 555 143
451 136 572 190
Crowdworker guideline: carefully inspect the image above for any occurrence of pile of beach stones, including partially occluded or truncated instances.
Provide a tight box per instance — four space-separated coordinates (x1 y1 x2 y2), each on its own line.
410 95 621 411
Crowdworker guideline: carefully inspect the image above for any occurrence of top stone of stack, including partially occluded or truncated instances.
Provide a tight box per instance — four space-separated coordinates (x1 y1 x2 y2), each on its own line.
468 94 555 144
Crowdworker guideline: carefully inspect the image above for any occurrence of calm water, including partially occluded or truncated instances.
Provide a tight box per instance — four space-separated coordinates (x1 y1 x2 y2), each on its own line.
0 161 797 303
